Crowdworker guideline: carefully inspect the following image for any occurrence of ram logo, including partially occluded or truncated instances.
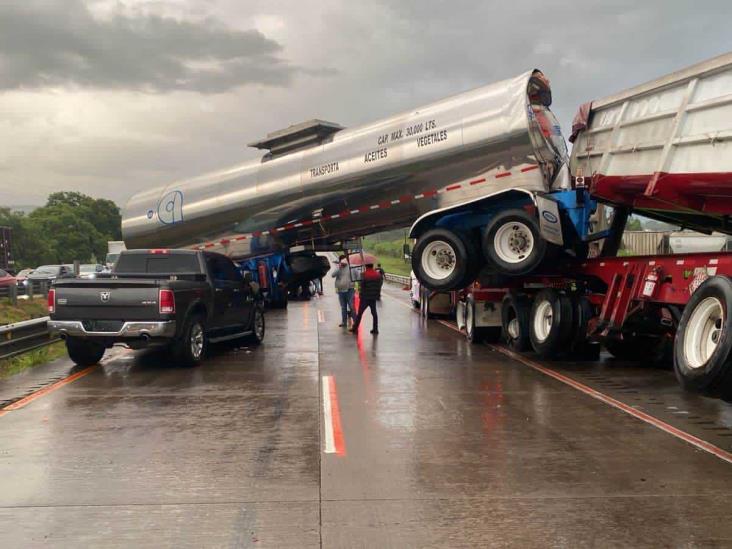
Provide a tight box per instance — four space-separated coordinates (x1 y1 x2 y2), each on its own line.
542 210 558 223
100 291 111 303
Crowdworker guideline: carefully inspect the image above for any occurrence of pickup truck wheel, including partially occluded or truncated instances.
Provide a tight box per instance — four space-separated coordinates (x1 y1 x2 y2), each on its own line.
529 289 574 359
247 307 266 345
412 228 476 291
501 293 531 352
173 315 207 367
674 276 732 396
66 338 105 367
483 210 546 276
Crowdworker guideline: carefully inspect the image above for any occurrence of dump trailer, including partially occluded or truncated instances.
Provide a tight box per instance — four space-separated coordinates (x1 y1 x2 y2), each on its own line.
450 52 732 397
122 69 571 291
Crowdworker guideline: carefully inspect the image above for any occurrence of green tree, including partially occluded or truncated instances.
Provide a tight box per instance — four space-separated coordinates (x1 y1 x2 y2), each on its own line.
29 204 107 263
625 217 643 231
46 192 122 240
0 208 52 268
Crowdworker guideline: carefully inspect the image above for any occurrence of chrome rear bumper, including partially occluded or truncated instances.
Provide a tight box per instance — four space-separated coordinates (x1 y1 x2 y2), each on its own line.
48 320 176 339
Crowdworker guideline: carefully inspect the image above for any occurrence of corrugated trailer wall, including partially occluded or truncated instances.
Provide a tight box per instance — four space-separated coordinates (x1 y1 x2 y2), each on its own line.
621 231 668 255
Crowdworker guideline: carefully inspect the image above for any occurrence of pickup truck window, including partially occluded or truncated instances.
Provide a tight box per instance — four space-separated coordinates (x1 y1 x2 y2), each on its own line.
115 254 201 274
206 254 242 282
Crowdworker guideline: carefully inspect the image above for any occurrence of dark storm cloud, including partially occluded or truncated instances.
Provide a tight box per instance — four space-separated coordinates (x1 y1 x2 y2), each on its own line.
351 0 732 126
0 0 300 92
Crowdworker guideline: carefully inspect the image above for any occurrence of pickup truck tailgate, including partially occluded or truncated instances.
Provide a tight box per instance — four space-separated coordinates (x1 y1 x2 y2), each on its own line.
53 279 163 322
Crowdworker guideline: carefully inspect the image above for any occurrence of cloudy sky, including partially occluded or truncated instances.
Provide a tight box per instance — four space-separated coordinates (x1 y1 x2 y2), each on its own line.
1 0 730 208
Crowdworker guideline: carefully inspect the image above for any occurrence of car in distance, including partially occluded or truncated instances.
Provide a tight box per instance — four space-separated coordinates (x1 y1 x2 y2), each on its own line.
15 268 34 288
0 268 15 289
78 264 104 279
48 249 265 367
27 264 74 283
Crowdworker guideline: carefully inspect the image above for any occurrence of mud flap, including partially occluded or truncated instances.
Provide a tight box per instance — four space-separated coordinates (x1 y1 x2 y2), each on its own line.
536 195 563 246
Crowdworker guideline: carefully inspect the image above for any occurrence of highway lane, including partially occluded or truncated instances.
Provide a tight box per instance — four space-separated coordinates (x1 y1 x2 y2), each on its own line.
1 283 732 546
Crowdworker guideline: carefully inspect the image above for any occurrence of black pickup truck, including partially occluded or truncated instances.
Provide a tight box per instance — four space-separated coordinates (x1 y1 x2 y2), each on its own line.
48 249 265 367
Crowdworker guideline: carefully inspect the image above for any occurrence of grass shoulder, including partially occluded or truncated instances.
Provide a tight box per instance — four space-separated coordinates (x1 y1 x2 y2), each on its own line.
0 297 50 326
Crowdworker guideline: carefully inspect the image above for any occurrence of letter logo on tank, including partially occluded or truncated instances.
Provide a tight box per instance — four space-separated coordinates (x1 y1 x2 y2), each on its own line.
157 191 184 225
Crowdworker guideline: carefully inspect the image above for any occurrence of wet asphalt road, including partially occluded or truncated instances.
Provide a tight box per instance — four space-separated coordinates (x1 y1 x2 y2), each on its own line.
2 282 732 547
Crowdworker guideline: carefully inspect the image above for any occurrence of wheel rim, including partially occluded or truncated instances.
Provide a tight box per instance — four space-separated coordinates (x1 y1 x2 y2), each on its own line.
255 310 265 340
466 302 474 337
494 222 534 264
190 323 204 359
533 299 553 343
421 240 457 281
684 297 724 369
507 316 520 340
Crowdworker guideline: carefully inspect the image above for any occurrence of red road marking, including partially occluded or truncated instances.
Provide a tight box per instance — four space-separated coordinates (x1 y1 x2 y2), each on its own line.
328 376 346 456
430 316 732 465
0 365 98 417
491 346 732 465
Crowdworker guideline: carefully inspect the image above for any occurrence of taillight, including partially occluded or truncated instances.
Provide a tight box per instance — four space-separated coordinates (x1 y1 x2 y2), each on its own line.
48 288 56 314
149 249 170 254
159 289 175 314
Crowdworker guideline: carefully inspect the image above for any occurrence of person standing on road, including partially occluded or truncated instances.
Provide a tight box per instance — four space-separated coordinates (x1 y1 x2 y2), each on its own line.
350 262 383 335
375 263 385 300
332 256 355 328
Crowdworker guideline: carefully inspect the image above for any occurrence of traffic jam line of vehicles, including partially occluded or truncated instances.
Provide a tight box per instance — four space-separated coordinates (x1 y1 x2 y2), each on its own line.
37 52 732 400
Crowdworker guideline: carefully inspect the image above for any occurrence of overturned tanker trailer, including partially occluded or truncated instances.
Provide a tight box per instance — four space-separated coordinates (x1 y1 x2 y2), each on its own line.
122 69 570 291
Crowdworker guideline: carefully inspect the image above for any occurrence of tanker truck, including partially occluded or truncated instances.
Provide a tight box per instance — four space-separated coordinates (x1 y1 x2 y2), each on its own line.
121 69 577 292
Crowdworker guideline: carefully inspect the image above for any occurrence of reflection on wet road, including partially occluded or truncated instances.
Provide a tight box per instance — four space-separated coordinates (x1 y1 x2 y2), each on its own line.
1 282 732 546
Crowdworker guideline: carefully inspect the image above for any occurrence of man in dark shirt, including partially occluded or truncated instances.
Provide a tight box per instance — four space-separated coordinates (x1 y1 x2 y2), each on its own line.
350 263 383 335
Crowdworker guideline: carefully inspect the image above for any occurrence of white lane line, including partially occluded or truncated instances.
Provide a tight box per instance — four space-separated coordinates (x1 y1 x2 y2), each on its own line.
322 376 335 454
317 310 325 323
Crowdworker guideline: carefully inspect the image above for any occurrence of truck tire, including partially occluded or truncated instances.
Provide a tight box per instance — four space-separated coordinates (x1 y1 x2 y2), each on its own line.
269 291 288 309
66 337 105 367
247 307 266 345
674 276 732 396
412 228 477 291
529 289 574 358
465 296 501 344
501 293 531 352
483 210 547 276
569 294 601 359
172 314 207 367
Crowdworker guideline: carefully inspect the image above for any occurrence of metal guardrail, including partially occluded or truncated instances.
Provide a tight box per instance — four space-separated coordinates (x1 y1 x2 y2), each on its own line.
0 317 57 361
0 280 50 305
384 273 411 286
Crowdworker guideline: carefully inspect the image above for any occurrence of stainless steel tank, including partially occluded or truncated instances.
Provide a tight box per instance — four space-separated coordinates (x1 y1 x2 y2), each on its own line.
122 69 566 258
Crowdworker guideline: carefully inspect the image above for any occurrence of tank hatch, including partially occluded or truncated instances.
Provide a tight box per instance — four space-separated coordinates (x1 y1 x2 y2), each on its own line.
248 119 344 160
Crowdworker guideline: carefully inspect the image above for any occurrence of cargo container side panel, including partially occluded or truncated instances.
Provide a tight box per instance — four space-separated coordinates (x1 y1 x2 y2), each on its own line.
570 53 732 229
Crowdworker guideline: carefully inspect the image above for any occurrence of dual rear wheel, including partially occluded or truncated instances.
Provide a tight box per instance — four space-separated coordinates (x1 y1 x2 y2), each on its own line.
412 209 548 292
